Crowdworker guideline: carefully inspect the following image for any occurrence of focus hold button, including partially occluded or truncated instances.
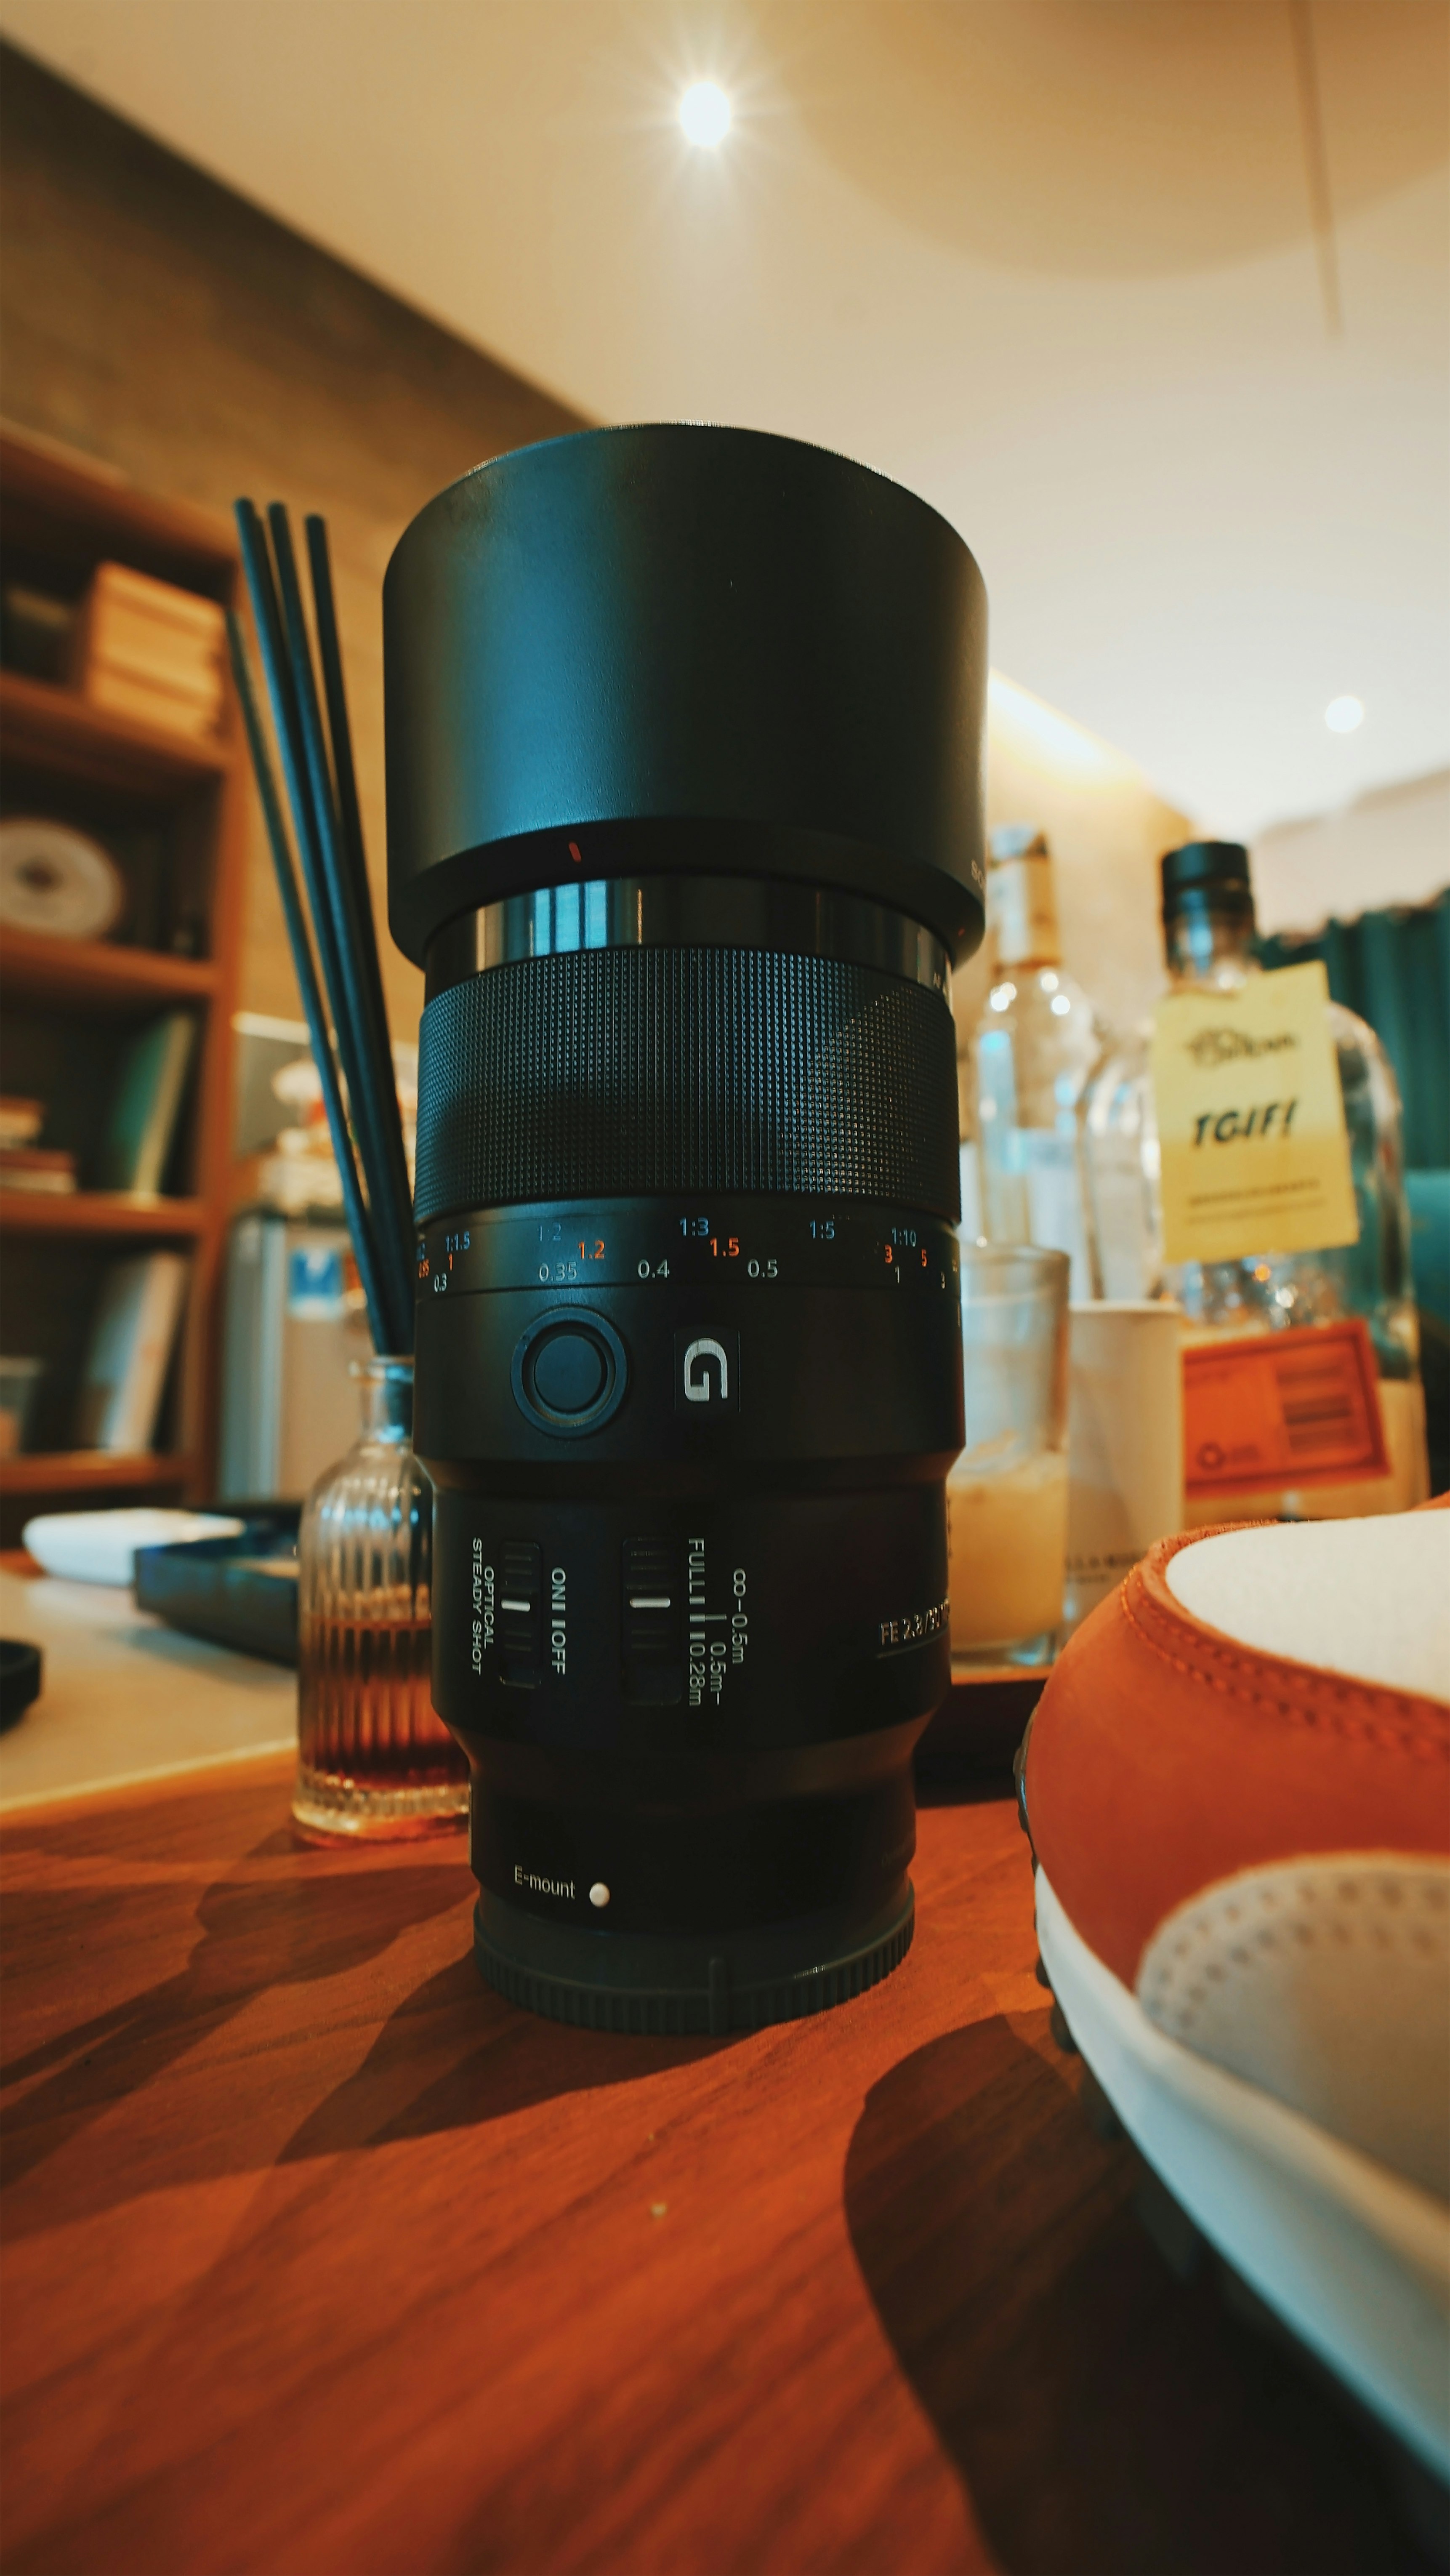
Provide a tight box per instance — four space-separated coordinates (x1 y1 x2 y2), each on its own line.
531 1329 607 1416
513 1308 628 1436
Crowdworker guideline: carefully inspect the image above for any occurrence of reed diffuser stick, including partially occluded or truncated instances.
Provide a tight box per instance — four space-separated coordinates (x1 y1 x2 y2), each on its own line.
234 501 411 1352
303 512 415 1279
224 612 393 1352
262 505 414 1349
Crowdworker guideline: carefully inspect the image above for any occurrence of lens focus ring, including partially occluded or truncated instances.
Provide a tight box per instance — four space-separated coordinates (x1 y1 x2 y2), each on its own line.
414 945 960 1224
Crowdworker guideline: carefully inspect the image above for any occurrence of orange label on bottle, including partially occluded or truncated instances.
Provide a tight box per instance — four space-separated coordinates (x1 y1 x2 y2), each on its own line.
1182 1319 1389 1498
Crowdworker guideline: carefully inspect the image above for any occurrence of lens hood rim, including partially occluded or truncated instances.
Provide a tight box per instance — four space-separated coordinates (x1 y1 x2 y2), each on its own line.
384 424 988 965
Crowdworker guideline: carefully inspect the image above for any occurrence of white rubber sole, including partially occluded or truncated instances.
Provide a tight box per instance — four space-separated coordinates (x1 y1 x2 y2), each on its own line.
1035 1865 1450 2481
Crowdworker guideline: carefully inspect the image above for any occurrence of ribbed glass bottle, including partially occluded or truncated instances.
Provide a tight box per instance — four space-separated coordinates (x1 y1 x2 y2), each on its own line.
293 1356 469 1839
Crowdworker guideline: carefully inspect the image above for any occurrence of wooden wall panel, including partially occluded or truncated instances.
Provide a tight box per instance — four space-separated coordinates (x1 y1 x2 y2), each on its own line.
0 43 586 1046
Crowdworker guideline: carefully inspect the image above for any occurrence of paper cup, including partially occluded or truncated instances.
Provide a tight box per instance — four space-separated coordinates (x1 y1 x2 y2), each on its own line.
1064 1301 1183 1635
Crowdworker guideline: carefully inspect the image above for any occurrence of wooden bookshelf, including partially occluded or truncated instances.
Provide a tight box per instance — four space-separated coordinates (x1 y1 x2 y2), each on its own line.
0 924 218 1010
0 668 229 794
0 427 248 1536
0 1192 206 1238
0 1451 194 1497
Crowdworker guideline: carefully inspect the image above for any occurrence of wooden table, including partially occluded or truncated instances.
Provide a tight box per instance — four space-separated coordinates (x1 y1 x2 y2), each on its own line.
0 1564 294 1812
0 1760 1427 2575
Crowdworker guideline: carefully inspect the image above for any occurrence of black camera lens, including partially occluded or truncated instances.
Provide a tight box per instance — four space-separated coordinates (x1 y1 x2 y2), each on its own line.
386 425 986 2034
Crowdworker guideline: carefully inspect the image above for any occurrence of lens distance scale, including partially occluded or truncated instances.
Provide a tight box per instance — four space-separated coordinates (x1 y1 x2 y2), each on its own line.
417 1197 960 1301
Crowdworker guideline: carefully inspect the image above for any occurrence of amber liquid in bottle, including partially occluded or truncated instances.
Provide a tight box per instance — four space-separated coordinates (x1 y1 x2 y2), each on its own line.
293 1358 469 1841
298 1616 463 1791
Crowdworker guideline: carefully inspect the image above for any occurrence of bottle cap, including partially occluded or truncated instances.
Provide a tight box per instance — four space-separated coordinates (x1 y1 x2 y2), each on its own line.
1160 840 1254 922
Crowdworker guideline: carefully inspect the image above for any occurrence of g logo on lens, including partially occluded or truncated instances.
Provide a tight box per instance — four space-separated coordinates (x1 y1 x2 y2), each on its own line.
674 1330 740 1413
684 1341 726 1400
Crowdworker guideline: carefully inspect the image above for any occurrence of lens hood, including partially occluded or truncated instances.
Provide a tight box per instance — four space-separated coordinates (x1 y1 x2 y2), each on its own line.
384 424 987 964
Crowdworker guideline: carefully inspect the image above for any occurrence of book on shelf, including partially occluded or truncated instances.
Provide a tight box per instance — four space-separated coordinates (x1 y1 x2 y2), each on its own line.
94 1010 197 1195
0 1096 45 1151
0 1146 77 1195
77 665 223 745
74 1251 189 1452
70 561 226 743
81 613 220 686
1 581 75 682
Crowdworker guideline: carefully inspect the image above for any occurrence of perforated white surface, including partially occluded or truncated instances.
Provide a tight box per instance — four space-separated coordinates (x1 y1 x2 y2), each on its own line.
1136 1854 1450 2200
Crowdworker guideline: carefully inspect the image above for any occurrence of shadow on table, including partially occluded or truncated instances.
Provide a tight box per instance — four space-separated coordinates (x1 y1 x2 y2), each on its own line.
3 1839 721 2229
278 1947 728 2165
844 2012 1436 2576
0 1850 465 2211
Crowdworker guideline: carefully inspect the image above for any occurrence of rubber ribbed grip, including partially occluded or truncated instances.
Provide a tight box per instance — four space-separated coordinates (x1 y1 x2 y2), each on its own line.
472 1892 914 2035
415 948 960 1223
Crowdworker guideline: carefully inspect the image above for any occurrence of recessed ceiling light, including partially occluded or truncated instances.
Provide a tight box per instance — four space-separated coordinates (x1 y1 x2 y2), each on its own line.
679 81 732 147
1324 695 1364 734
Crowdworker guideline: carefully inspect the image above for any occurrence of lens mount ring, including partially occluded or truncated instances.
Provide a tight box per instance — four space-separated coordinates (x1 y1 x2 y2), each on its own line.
511 1307 629 1438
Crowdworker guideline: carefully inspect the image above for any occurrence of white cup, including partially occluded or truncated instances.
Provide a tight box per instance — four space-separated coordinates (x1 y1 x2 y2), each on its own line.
1064 1301 1184 1636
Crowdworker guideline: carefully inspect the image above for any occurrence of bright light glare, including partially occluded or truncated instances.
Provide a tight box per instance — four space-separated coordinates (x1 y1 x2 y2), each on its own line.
1325 695 1364 734
679 80 732 146
1050 994 1072 1016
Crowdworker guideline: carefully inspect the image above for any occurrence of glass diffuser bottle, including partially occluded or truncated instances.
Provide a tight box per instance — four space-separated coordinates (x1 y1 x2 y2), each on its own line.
293 1355 469 1839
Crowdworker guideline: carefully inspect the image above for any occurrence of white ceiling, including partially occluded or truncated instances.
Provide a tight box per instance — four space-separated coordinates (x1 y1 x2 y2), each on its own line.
4 0 1447 837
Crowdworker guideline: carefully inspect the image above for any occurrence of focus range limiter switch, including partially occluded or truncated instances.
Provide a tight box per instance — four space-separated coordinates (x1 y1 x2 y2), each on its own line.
622 1539 684 1706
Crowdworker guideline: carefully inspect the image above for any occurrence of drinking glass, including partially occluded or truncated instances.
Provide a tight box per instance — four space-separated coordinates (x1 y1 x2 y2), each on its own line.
1063 1299 1184 1637
947 1245 1070 1668
293 1355 469 1840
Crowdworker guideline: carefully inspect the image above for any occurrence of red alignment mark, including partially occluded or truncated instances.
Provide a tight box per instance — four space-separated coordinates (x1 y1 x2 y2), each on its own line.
568 840 583 865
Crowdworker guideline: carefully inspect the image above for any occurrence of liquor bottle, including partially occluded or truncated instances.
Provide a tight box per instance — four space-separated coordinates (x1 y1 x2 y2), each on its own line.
972 826 1104 1296
1081 840 1429 1524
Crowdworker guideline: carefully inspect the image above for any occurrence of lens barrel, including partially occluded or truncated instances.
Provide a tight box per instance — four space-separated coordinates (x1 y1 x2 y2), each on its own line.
388 427 987 2033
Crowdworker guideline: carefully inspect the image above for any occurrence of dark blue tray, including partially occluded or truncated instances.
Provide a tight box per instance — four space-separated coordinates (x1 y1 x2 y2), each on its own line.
133 1507 301 1666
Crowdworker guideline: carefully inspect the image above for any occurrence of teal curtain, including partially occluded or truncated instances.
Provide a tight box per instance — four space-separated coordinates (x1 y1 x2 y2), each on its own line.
1258 890 1449 1489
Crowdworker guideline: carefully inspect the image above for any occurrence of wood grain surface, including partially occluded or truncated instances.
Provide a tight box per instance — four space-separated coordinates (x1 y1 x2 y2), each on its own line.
0 1761 1430 2576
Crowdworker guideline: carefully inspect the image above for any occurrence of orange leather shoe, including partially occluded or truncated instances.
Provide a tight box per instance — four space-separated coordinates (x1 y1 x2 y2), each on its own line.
1022 1505 1450 2479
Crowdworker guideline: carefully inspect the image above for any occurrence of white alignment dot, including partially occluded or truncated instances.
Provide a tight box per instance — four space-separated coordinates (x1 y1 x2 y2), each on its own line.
589 1881 611 1908
679 81 732 147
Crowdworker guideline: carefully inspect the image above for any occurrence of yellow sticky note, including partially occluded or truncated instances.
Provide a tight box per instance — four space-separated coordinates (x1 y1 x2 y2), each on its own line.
1149 960 1357 1267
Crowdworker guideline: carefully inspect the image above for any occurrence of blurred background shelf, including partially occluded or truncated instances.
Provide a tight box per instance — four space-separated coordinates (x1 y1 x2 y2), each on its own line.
0 667 229 794
0 428 248 1540
0 924 218 1010
0 1191 205 1238
0 1449 193 1497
